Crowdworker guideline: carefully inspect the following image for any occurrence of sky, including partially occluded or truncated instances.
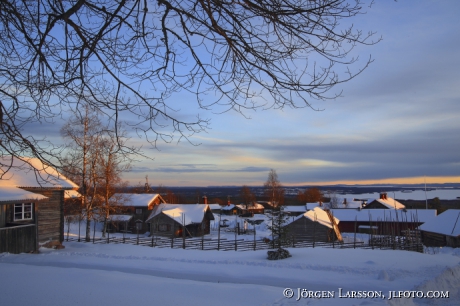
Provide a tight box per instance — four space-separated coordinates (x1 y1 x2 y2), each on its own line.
122 1 460 187
26 1 460 187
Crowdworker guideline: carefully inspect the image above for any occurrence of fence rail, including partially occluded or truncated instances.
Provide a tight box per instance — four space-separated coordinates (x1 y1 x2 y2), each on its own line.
66 231 422 253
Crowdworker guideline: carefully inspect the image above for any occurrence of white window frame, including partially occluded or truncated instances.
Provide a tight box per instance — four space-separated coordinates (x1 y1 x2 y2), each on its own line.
14 203 33 221
135 208 143 214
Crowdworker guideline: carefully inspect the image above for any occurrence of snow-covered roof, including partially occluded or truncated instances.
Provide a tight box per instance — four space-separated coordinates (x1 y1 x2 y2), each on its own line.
110 193 164 207
287 207 338 229
329 209 437 223
221 204 235 211
208 204 224 210
336 198 368 209
235 203 264 210
109 215 133 222
306 202 325 210
147 204 210 225
368 197 405 209
418 209 460 237
0 156 78 190
248 203 264 209
0 186 48 204
65 190 82 199
284 205 307 213
305 207 339 229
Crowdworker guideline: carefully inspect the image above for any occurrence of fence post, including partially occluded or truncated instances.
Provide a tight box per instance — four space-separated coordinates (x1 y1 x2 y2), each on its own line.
78 216 81 242
253 224 256 251
353 217 357 249
217 214 221 251
123 221 127 243
92 218 96 244
182 214 185 249
201 234 204 250
313 215 316 248
234 223 237 251
66 217 70 242
171 218 175 248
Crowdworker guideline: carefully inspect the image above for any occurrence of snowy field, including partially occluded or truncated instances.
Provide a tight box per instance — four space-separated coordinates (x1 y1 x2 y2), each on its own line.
1 228 460 306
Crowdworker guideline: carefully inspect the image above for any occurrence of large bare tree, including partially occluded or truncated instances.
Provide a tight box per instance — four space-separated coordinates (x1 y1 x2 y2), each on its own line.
61 106 105 241
61 106 135 240
0 0 378 170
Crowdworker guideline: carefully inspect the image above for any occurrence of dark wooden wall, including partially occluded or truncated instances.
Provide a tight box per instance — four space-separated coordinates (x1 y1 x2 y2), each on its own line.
0 224 37 254
149 213 211 237
22 188 64 244
0 205 5 227
285 217 335 242
149 213 181 237
338 221 422 236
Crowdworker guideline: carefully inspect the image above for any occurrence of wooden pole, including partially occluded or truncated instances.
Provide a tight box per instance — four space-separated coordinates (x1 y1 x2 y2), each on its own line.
92 218 96 243
182 213 185 249
218 214 221 251
354 216 357 249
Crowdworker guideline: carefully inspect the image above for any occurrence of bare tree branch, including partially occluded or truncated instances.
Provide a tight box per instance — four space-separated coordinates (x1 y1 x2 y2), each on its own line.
0 0 379 170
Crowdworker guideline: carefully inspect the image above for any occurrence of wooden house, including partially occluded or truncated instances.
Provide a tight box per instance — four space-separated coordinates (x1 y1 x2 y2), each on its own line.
107 193 166 234
146 204 214 237
364 193 405 210
0 157 78 253
284 207 342 243
330 208 437 236
220 204 244 216
208 203 225 214
236 203 265 215
418 209 460 247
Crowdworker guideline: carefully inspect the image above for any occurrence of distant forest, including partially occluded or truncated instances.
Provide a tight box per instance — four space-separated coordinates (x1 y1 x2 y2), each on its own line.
121 184 460 210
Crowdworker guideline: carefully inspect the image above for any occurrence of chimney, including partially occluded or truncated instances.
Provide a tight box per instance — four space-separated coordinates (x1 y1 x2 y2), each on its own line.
319 200 323 207
380 192 387 200
343 198 347 205
202 195 207 205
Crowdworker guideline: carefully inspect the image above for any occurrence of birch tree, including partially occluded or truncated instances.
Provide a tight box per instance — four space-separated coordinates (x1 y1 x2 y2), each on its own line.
61 106 104 241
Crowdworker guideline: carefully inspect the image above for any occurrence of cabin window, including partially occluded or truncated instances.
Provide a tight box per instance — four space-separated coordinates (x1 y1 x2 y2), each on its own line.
14 203 33 221
135 208 142 214
158 224 170 232
135 222 143 230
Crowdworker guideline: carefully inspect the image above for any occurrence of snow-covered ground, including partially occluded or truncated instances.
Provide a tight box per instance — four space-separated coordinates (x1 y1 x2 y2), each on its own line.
1 220 460 306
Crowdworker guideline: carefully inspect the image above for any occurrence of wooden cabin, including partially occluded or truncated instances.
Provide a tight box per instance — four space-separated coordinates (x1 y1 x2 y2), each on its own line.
419 209 460 247
221 204 244 216
364 193 406 210
236 203 265 215
330 208 437 236
147 204 214 237
107 193 166 234
0 157 78 253
284 207 342 243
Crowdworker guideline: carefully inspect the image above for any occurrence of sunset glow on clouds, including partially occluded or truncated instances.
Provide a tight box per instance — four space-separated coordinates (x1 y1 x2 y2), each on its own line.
27 1 459 187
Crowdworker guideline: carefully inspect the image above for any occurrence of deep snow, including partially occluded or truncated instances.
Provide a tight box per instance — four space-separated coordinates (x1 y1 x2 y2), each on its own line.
1 233 460 305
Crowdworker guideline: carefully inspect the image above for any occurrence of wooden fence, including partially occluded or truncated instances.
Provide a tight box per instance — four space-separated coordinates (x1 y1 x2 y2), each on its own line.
66 232 422 253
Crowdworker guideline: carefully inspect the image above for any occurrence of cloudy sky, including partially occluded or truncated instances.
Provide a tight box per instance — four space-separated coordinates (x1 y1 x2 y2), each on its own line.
120 1 460 187
117 1 457 187
30 1 460 187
